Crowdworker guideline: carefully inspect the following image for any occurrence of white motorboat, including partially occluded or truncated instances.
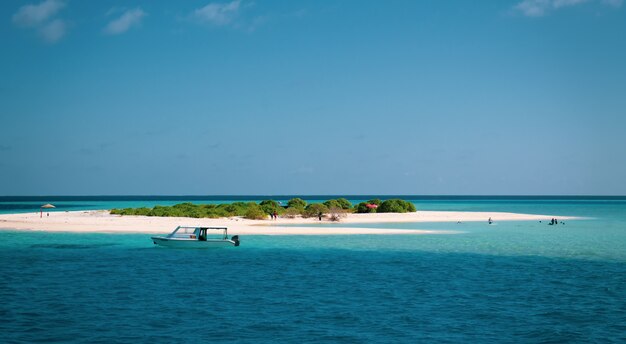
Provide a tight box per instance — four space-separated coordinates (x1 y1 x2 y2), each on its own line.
151 226 240 248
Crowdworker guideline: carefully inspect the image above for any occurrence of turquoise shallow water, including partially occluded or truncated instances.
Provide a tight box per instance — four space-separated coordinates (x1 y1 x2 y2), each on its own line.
1 197 626 342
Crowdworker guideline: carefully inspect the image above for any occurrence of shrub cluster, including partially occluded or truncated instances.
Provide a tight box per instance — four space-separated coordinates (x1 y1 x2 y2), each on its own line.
286 198 306 210
110 198 416 219
302 203 329 218
355 199 381 213
377 199 416 213
244 202 267 220
259 200 283 216
323 198 352 210
355 198 415 213
110 202 253 219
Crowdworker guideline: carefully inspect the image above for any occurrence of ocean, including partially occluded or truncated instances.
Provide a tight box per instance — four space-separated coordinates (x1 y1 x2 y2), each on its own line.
1 196 625 342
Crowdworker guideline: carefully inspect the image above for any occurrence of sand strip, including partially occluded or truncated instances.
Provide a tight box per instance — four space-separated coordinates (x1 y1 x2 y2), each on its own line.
0 210 578 235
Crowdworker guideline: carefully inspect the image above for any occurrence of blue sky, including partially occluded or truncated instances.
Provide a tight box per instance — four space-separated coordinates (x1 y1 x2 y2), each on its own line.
1 0 625 195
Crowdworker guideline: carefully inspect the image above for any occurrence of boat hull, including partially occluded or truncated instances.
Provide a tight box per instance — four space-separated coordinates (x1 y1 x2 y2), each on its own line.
151 237 237 248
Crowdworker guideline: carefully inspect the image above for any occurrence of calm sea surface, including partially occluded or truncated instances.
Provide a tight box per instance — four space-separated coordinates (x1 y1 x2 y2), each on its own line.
1 196 625 343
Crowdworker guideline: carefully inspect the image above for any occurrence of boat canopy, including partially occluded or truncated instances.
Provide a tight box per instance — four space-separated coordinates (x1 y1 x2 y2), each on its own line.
167 226 229 239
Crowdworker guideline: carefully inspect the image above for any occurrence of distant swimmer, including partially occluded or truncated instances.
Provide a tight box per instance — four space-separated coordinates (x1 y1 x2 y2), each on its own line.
488 217 493 225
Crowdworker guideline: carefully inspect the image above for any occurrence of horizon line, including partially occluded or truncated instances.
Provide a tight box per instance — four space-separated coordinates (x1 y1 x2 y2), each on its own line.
1 195 625 198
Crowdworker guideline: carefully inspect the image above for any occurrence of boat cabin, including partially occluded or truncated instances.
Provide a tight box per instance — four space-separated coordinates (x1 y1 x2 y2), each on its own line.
167 226 230 241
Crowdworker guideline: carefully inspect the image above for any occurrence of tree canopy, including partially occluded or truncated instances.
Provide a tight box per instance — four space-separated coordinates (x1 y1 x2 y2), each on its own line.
377 199 416 213
287 198 307 209
110 198 416 219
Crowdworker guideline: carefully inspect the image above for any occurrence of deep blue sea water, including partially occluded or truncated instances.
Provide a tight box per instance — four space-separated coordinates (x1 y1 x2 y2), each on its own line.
1 196 626 343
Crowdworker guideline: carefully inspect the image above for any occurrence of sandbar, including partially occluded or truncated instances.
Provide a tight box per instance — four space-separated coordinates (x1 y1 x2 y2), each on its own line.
0 210 578 235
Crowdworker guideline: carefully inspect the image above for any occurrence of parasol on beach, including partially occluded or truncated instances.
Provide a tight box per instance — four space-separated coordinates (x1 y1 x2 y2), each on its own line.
41 203 55 218
365 203 378 209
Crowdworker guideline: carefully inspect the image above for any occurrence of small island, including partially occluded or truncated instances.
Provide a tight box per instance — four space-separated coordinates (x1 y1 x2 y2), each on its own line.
0 204 571 235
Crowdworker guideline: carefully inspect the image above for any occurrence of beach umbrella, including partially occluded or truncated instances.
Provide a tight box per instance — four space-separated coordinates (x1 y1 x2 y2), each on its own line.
366 203 378 209
41 203 55 218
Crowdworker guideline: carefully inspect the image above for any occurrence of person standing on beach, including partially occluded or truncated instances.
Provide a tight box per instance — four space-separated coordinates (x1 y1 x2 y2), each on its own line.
273 211 278 220
318 211 323 221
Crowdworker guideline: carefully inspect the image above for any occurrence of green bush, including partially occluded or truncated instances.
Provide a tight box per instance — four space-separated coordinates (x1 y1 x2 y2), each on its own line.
335 198 353 209
355 202 376 213
259 200 283 215
355 199 383 213
323 199 342 209
133 207 151 216
367 199 382 206
304 203 329 218
323 198 352 210
287 198 307 210
245 202 267 220
377 199 416 213
399 200 416 212
113 207 150 216
217 202 248 216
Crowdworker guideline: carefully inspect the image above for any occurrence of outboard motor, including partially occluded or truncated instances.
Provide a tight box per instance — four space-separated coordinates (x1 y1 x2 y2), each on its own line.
231 235 240 247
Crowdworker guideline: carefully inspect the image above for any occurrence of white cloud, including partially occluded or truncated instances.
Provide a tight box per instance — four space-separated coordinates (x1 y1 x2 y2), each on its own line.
515 0 550 16
12 0 67 43
39 19 66 43
103 8 146 35
515 0 590 17
12 0 65 27
193 0 241 25
514 0 620 16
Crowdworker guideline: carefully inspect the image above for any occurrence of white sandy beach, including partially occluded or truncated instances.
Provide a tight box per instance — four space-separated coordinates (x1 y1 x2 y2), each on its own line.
0 210 577 235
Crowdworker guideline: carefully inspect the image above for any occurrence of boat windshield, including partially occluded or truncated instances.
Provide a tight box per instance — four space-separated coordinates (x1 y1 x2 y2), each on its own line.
169 227 199 239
